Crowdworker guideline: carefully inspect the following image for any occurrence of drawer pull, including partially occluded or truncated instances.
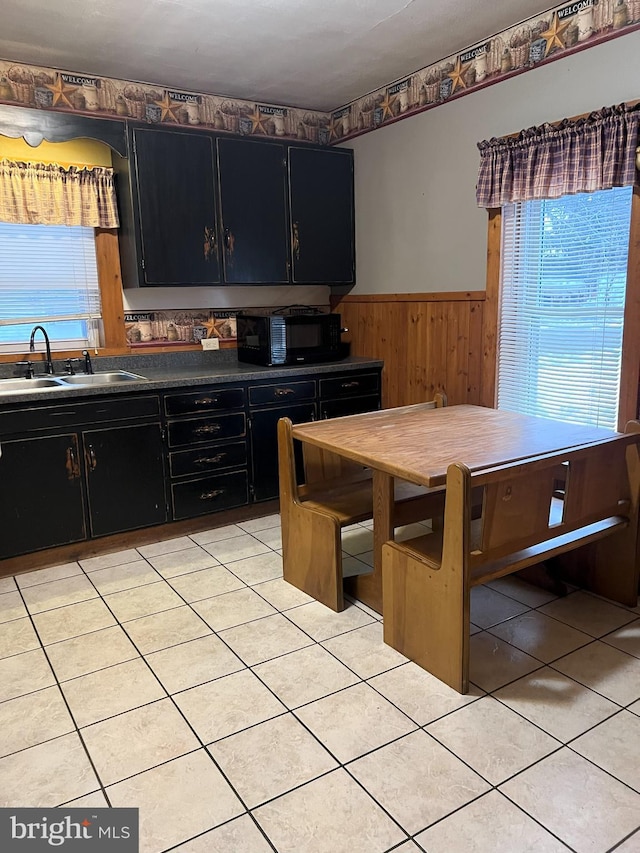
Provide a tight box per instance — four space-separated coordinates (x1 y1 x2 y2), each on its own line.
274 387 295 397
194 397 218 406
340 381 360 390
200 488 225 501
193 423 222 436
194 453 226 465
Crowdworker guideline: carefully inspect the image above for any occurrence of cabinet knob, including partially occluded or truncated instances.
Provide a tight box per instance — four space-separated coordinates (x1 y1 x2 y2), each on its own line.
292 222 300 260
86 444 98 471
340 381 360 390
193 423 222 436
194 453 226 465
65 445 81 480
224 228 235 257
274 387 295 397
194 397 218 406
199 489 224 501
203 226 217 260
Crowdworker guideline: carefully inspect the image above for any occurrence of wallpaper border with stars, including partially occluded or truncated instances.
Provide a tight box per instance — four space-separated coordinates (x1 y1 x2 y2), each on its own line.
0 1 638 146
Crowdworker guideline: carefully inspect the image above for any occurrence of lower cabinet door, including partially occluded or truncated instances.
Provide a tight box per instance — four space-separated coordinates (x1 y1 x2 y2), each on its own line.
83 422 167 538
0 434 86 559
250 402 316 502
171 470 249 520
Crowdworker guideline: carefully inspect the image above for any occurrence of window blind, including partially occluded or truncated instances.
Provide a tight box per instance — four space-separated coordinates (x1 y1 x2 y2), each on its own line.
0 222 102 352
498 186 633 430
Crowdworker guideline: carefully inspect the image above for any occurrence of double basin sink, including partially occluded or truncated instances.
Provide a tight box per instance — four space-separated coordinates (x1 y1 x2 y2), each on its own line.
0 371 147 396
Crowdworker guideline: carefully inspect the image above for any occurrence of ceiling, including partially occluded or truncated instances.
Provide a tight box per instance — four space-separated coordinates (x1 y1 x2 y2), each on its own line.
2 0 553 111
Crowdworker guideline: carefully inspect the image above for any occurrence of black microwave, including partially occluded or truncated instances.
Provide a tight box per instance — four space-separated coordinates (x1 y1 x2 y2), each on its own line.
236 312 346 366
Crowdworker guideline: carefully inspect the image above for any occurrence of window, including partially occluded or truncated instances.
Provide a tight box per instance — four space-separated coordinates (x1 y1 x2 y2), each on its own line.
0 222 102 353
498 186 633 429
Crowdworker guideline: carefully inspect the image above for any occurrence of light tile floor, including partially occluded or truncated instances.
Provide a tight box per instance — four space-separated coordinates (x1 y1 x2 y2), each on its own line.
1 514 640 852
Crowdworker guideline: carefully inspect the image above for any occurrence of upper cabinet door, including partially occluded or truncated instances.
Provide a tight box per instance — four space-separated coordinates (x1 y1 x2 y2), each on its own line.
132 128 220 285
289 146 355 285
217 138 289 284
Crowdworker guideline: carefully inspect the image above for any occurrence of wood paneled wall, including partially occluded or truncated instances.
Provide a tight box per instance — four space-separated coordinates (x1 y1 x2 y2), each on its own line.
331 292 485 408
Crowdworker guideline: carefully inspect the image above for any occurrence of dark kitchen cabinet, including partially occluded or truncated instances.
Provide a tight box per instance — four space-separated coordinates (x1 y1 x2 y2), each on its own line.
250 400 317 502
164 386 249 519
0 434 86 560
289 146 355 284
82 422 167 537
217 138 289 284
122 127 221 286
0 394 167 559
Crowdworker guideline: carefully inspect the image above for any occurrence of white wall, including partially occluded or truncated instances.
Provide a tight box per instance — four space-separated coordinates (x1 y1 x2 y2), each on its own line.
346 30 640 294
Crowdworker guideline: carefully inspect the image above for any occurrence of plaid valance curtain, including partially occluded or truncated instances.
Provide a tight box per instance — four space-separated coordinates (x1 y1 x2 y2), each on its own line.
0 160 119 227
476 104 640 208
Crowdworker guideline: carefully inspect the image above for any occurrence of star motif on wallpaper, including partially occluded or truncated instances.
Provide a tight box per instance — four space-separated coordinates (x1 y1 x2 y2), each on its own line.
154 91 179 122
447 56 471 94
327 115 341 141
541 12 570 56
202 318 220 338
45 74 77 108
378 91 397 121
248 107 267 134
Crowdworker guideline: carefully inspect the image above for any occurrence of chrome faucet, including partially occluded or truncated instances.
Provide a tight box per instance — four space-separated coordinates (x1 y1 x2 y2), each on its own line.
29 325 54 375
82 350 94 375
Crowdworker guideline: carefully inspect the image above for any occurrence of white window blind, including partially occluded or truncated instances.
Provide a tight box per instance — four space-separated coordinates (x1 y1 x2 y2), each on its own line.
498 186 633 430
0 222 102 353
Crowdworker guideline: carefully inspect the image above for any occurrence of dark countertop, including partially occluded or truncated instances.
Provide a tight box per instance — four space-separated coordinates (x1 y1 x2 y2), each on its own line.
0 353 383 405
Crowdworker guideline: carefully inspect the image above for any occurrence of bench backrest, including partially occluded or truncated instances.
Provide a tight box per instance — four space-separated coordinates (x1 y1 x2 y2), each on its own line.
442 434 640 582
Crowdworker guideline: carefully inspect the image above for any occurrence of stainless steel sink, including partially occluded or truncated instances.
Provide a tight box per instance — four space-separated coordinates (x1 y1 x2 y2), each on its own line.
58 371 147 385
0 377 67 394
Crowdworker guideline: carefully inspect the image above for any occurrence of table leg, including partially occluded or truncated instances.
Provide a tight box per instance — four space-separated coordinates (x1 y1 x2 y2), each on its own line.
345 469 393 615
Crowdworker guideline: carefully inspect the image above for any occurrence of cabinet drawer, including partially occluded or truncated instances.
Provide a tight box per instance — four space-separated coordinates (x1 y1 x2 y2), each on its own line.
164 387 245 416
167 412 246 448
169 441 247 478
171 470 248 520
319 373 379 400
0 395 160 436
320 394 380 420
249 380 315 406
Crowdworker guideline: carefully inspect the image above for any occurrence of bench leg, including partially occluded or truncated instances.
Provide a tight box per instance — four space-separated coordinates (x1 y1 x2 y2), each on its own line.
282 505 344 612
382 541 470 693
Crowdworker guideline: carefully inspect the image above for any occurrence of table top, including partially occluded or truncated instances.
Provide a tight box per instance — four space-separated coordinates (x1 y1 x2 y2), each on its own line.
292 404 625 487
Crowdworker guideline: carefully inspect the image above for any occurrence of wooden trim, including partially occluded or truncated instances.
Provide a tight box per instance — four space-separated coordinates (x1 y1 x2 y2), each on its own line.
333 292 485 304
481 208 501 408
618 186 640 430
0 499 279 580
95 228 127 350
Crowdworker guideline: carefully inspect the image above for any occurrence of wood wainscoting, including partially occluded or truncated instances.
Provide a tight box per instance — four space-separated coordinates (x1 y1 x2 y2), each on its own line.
331 292 485 408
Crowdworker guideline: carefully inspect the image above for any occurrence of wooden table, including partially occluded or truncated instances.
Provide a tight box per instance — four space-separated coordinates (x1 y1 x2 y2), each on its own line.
292 404 626 613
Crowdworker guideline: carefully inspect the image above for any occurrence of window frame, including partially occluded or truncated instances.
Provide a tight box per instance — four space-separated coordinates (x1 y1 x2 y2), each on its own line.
481 187 640 432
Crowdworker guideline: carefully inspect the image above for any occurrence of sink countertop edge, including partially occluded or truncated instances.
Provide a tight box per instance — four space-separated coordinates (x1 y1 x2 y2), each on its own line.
0 357 384 405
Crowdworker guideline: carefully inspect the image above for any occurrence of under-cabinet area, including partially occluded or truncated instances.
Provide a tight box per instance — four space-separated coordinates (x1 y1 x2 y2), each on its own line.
0 360 381 563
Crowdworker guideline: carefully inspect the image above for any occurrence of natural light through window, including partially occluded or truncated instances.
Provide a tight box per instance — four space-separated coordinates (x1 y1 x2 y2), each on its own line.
498 186 633 430
0 222 102 353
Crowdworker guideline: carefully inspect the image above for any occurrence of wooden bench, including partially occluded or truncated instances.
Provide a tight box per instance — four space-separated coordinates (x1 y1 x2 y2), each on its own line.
277 394 447 612
382 432 640 693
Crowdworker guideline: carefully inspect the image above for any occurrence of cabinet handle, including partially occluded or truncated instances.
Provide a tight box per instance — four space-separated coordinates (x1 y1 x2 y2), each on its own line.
65 445 80 480
292 222 300 260
224 228 235 257
86 444 97 472
193 423 222 436
204 225 217 260
274 387 295 397
340 381 360 389
200 489 224 501
194 397 218 406
194 453 226 465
